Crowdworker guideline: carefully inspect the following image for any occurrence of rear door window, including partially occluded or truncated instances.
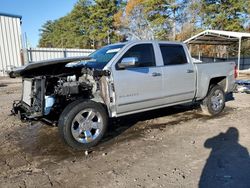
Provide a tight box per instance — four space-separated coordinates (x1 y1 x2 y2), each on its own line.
160 44 188 65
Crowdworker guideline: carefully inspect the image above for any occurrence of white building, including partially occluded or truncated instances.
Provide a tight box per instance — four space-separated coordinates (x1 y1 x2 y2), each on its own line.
0 12 22 76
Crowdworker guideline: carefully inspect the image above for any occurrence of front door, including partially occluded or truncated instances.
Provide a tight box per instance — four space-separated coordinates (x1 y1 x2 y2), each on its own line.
111 43 163 115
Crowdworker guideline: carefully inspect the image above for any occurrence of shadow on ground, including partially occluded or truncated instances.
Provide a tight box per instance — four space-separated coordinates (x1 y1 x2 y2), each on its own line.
101 104 202 144
3 104 233 161
199 127 250 188
0 84 7 87
15 104 202 158
101 105 233 146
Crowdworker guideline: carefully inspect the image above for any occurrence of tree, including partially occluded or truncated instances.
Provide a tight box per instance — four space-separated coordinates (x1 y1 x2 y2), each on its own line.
176 0 204 43
143 0 172 39
39 20 56 47
114 0 188 40
38 0 250 50
39 0 120 48
200 0 248 31
88 0 120 48
144 0 188 40
114 0 156 40
39 0 93 48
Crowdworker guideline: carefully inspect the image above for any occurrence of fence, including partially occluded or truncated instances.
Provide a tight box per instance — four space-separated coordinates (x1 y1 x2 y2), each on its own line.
24 48 95 63
193 56 250 70
2 44 250 76
25 49 250 70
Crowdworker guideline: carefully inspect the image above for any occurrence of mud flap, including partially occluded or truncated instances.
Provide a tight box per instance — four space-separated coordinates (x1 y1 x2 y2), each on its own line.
225 92 234 102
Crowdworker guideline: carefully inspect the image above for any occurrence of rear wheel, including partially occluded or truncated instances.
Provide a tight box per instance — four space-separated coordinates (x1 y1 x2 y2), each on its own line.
58 100 108 150
201 85 225 116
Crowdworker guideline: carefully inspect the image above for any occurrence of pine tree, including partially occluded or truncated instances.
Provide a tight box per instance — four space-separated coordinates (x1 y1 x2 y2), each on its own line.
38 0 250 48
39 0 120 48
88 0 120 48
200 0 248 31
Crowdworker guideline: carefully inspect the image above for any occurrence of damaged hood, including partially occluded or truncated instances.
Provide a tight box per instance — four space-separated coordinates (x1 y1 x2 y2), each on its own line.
9 56 92 78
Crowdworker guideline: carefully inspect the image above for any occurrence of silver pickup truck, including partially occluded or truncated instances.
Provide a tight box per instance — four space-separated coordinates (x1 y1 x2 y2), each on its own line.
10 41 236 149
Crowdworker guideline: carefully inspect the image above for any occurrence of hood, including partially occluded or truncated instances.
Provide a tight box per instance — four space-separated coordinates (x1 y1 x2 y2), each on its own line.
9 56 92 78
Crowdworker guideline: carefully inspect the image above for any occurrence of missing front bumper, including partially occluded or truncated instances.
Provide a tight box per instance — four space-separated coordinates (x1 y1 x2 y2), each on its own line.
11 77 46 119
11 100 43 120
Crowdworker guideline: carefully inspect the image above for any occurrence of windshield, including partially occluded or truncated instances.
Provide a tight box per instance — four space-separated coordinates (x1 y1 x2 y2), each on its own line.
88 44 125 68
70 44 125 69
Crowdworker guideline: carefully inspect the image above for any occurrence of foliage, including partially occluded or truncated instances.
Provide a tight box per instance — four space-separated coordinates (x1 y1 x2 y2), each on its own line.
199 0 249 31
114 0 155 40
39 0 120 48
113 0 188 40
38 0 250 52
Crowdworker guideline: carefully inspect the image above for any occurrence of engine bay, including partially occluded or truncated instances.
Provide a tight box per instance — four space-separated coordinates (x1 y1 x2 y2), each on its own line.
12 67 110 121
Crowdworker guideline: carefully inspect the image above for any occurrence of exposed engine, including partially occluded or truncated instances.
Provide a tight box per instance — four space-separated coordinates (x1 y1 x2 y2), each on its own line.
12 68 110 120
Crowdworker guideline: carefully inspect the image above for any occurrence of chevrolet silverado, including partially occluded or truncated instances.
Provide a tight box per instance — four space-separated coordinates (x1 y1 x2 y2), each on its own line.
9 41 236 149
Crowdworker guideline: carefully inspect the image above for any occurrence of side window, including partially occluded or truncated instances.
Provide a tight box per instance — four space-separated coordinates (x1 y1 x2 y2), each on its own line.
160 44 188 65
119 44 156 68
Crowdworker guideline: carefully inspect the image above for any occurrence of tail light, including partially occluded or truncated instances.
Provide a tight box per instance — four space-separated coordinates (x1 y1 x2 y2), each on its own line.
234 65 238 79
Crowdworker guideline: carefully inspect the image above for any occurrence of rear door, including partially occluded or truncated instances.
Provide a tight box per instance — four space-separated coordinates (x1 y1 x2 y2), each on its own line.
159 44 196 103
111 43 163 115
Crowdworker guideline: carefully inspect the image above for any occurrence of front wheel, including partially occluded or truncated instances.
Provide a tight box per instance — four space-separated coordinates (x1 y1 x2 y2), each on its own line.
201 85 225 116
58 100 108 150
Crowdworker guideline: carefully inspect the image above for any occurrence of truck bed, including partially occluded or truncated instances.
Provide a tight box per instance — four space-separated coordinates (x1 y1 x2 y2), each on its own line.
194 61 235 100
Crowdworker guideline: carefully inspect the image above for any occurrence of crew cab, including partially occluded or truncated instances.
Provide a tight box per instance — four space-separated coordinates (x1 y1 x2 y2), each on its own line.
10 41 236 149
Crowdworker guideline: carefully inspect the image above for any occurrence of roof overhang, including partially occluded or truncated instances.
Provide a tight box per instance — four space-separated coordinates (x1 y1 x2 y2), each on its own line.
184 30 250 45
0 12 22 19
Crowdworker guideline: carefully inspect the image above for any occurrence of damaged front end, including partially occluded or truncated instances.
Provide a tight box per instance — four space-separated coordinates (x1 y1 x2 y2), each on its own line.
10 57 111 121
12 77 46 119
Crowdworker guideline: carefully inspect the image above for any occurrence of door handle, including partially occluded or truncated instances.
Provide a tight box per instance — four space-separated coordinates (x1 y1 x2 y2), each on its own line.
152 72 162 77
187 69 194 73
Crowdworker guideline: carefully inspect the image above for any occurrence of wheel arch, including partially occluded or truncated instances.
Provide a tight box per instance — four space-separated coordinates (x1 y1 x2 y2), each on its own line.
199 76 227 100
209 76 227 92
91 94 111 117
58 98 109 149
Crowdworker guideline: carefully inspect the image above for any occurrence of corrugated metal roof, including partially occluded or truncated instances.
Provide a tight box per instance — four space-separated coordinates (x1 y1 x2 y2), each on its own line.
184 30 250 45
207 30 250 38
0 12 22 19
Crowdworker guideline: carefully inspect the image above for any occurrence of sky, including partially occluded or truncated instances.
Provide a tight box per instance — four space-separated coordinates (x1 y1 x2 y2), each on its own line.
0 0 78 47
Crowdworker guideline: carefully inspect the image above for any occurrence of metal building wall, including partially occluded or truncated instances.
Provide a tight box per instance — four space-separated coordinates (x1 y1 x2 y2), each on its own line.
26 48 95 62
0 13 22 76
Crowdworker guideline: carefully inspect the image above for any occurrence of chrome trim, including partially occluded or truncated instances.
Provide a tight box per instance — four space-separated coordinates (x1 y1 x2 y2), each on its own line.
152 72 162 77
116 99 192 117
211 89 224 111
71 108 103 144
118 91 195 107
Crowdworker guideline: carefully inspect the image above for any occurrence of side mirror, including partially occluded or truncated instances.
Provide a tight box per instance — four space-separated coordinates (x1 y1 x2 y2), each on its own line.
118 57 138 69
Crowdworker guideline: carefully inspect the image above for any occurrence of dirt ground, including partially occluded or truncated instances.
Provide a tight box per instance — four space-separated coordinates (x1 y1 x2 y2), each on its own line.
0 76 250 188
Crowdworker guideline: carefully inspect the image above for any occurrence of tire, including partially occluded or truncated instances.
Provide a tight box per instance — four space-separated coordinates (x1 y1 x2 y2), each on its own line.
58 99 108 150
201 85 225 116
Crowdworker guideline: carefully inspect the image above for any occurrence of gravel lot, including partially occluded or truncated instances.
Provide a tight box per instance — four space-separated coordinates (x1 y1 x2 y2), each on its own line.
0 76 250 188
